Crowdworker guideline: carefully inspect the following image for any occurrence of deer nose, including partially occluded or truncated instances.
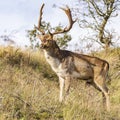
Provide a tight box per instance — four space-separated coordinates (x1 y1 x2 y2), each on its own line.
40 43 44 49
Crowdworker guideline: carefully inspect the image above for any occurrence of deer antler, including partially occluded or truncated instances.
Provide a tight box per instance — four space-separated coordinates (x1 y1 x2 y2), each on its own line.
51 6 76 35
35 4 76 37
35 3 45 35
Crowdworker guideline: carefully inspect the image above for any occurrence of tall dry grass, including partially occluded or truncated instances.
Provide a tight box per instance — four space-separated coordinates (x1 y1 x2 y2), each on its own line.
0 46 120 120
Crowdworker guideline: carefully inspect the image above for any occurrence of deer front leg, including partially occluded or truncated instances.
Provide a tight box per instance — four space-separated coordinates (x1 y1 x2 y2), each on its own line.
65 76 71 96
64 76 71 102
59 77 65 102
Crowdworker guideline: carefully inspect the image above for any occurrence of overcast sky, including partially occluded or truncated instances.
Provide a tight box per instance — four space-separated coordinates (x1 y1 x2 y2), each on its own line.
0 0 79 47
0 0 120 50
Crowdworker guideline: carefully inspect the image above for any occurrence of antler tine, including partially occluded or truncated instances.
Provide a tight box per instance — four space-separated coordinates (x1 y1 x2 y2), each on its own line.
35 3 45 35
52 6 76 35
61 6 76 31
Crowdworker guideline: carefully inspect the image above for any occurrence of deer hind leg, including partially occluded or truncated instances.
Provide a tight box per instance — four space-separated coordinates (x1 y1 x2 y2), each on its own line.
94 76 110 111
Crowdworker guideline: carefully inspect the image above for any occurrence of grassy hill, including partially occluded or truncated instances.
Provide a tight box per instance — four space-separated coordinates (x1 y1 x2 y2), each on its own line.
0 46 120 120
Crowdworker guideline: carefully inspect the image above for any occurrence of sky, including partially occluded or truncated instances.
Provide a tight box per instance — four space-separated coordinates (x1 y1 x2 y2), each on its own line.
0 0 120 51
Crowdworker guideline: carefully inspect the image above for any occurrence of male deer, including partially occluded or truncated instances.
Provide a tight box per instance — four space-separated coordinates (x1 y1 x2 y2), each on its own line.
35 4 110 111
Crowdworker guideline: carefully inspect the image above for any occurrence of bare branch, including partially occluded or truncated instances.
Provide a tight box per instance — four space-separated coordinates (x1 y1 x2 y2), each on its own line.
89 0 105 17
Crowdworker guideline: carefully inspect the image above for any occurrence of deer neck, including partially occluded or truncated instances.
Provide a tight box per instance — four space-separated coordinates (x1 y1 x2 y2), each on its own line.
44 46 64 60
43 47 64 71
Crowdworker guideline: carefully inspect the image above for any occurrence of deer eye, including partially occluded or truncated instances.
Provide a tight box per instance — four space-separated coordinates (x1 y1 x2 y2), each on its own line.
43 40 47 43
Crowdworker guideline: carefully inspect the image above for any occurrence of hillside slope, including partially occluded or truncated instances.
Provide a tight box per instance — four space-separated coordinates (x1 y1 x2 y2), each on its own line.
0 46 120 120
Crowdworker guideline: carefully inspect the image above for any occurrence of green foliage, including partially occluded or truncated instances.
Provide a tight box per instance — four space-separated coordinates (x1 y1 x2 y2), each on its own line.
56 33 71 49
27 22 72 49
27 29 38 49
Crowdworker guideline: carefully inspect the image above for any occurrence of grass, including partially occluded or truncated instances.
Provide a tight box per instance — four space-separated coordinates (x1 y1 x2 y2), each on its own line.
0 46 120 120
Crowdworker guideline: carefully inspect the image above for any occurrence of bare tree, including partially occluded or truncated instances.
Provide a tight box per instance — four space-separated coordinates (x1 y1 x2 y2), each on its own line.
0 30 16 45
74 0 120 51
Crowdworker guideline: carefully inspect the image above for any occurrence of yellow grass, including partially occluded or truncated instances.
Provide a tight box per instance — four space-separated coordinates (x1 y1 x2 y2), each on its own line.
0 46 120 120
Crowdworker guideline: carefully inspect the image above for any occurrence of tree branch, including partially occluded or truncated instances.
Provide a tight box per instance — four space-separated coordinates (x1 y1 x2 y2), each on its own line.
89 0 105 17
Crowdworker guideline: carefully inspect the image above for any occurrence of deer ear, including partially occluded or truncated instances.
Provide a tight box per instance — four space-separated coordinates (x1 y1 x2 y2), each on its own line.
49 34 53 40
48 31 53 40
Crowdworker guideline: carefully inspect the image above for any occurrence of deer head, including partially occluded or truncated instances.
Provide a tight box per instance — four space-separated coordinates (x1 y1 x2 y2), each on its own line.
35 3 76 50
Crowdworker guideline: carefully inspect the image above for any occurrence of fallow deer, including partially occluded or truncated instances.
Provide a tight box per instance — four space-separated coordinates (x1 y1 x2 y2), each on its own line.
35 3 110 111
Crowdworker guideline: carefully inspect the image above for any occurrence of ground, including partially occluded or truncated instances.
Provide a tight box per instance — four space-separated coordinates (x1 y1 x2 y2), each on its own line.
0 46 120 120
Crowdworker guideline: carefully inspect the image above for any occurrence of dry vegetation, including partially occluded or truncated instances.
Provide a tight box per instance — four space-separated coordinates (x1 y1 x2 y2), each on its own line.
0 46 120 120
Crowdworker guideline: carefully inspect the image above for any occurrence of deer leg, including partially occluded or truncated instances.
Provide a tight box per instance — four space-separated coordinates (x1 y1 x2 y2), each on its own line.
102 85 110 112
94 77 110 111
64 76 71 98
102 93 106 107
59 77 65 102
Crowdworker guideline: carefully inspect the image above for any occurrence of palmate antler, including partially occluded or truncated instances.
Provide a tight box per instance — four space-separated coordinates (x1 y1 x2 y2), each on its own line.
35 3 76 37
